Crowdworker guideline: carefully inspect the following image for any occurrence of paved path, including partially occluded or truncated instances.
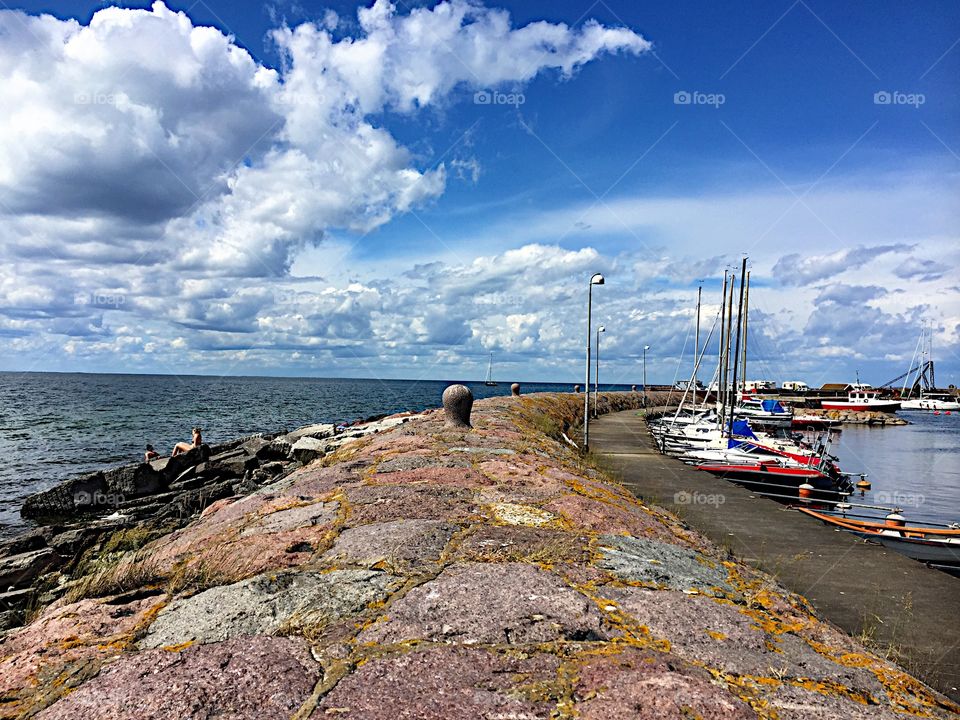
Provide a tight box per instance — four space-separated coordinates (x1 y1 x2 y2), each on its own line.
592 408 960 701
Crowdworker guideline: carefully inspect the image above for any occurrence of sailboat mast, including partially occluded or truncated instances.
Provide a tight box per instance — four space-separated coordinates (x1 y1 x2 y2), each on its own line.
723 275 735 423
717 271 728 426
693 285 701 408
727 257 748 438
741 270 750 392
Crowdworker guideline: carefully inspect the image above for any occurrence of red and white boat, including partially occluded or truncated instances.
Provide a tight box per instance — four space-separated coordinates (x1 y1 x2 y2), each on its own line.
821 388 900 413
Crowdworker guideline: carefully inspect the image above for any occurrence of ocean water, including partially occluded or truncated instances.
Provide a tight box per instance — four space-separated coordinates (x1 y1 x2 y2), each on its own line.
830 411 960 527
0 372 632 538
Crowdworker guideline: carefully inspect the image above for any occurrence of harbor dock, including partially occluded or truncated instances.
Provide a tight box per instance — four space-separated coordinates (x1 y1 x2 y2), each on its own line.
592 407 960 701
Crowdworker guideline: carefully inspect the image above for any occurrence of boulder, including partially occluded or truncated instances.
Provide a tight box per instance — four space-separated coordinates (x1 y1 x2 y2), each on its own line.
0 548 57 590
0 529 51 557
291 437 328 465
286 423 337 442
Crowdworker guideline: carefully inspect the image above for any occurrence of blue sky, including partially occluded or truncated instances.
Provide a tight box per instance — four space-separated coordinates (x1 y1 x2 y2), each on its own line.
0 0 958 386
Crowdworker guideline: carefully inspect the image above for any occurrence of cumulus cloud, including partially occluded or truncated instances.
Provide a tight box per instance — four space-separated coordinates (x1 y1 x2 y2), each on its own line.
0 0 650 357
771 244 912 286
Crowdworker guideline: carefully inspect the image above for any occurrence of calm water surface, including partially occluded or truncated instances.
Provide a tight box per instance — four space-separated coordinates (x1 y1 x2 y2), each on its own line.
830 411 960 526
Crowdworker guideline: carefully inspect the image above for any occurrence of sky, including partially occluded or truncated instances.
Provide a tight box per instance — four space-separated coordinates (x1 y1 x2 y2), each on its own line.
0 0 958 387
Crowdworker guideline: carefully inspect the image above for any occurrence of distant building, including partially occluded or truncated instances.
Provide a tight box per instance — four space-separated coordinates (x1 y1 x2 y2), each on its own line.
819 383 872 392
782 381 809 391
743 380 776 392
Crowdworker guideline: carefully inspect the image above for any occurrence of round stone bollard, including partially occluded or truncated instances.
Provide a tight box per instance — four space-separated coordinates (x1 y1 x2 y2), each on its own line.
511 383 521 396
442 384 473 429
573 384 581 393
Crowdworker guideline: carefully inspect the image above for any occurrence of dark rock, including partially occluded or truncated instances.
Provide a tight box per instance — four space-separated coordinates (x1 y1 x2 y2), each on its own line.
167 476 213 492
240 437 269 457
0 608 25 632
156 445 210 482
260 461 288 476
208 453 257 478
0 548 58 590
102 463 165 498
21 473 108 519
48 527 104 557
0 529 51 557
21 449 216 520
0 587 35 612
207 448 245 464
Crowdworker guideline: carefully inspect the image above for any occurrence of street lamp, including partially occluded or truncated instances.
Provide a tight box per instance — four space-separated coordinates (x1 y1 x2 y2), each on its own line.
584 273 604 449
594 326 606 418
643 345 651 407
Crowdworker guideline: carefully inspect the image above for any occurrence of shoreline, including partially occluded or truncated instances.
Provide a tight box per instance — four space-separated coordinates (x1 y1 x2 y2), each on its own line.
1 391 957 718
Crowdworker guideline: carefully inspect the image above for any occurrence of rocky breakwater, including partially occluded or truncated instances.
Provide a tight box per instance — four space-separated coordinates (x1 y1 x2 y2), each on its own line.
803 408 909 426
0 414 418 633
1 390 957 719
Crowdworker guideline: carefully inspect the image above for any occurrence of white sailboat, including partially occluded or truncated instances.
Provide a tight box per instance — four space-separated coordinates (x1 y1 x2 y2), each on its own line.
899 324 959 411
484 352 497 387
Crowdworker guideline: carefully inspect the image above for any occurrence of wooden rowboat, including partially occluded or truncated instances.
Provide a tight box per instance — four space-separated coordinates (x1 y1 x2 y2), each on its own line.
799 508 960 571
798 508 960 538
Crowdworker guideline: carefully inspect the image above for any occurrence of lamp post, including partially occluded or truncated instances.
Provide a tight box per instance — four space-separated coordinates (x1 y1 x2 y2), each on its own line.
594 325 605 418
643 345 650 407
584 273 604 449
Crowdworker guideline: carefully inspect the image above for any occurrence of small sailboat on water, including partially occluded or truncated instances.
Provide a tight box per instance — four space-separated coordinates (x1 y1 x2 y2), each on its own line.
485 352 497 387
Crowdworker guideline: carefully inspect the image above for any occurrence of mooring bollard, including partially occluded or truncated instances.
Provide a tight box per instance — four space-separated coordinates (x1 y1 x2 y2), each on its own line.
442 384 473 428
511 383 521 396
573 384 581 393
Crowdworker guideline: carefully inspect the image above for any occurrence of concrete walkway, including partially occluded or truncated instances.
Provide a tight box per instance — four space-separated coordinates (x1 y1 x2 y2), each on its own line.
592 408 960 701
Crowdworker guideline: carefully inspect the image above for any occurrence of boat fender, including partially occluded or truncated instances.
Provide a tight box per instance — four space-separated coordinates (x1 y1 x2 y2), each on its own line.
885 512 906 529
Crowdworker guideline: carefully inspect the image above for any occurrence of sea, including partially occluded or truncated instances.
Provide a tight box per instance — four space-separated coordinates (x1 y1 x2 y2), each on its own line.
1 372 957 539
0 372 633 539
828 412 960 528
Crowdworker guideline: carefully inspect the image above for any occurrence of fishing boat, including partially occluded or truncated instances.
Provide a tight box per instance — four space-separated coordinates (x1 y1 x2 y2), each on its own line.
821 388 900 413
799 508 960 570
484 352 497 387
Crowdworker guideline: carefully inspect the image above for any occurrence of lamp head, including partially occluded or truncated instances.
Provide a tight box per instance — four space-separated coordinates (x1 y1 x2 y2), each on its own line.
590 273 605 285
598 326 606 333
644 345 650 351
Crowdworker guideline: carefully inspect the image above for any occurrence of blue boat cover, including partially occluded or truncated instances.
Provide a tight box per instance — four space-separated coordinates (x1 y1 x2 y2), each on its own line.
728 420 759 447
761 399 787 414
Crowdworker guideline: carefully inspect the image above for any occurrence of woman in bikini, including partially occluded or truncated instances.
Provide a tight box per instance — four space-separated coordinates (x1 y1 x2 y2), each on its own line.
171 427 202 456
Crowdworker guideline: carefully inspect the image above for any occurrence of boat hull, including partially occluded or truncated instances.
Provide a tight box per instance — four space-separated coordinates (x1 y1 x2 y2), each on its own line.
820 401 901 412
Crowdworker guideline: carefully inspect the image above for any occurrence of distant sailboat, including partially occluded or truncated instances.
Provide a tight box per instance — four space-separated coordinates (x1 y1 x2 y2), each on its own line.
485 352 498 386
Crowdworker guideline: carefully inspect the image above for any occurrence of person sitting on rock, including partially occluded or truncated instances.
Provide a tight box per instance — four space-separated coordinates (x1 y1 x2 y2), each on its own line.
171 427 202 457
144 444 159 462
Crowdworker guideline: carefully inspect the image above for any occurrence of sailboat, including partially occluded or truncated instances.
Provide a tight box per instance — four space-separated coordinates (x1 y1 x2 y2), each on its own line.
485 352 498 386
898 324 959 411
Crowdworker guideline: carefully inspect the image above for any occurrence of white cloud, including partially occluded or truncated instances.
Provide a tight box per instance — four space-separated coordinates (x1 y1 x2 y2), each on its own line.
0 0 651 349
